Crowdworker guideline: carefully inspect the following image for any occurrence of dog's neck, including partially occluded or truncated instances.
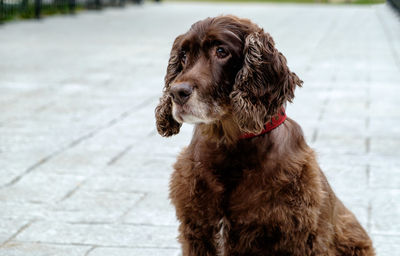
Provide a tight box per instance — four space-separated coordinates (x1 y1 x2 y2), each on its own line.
197 116 241 145
198 108 287 145
238 108 287 139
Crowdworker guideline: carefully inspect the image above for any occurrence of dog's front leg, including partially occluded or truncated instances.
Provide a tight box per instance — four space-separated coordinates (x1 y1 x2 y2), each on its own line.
178 221 217 256
170 156 223 255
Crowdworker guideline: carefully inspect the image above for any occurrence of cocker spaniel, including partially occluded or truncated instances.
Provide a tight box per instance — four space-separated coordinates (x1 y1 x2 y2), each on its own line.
155 15 374 256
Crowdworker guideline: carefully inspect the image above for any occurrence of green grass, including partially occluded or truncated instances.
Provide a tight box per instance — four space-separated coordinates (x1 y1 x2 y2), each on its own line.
0 3 84 22
351 0 385 4
165 0 385 4
166 0 316 3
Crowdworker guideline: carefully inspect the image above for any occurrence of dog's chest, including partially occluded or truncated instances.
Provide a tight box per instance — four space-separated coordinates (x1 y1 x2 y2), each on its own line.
216 216 228 256
187 156 275 220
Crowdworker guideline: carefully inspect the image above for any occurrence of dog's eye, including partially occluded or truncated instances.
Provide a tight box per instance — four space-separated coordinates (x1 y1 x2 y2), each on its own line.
216 47 228 58
180 51 187 64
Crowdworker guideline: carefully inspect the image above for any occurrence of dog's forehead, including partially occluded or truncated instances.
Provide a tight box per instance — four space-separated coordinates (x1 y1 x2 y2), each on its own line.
182 17 247 47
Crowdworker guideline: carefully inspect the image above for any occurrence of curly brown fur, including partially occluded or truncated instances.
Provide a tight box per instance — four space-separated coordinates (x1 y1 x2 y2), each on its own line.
231 31 303 134
155 35 184 137
155 93 181 137
155 15 375 256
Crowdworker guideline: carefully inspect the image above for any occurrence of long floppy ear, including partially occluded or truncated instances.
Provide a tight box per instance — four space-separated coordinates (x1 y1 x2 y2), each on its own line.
230 31 303 134
155 36 183 137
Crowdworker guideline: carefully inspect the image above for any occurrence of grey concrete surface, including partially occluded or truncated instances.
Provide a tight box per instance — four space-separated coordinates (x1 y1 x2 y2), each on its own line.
0 2 399 255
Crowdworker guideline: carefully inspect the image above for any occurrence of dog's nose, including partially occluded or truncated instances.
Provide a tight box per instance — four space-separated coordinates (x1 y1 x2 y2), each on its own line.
169 83 193 105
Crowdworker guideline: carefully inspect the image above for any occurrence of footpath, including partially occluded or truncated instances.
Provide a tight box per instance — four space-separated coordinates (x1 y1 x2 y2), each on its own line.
0 2 399 255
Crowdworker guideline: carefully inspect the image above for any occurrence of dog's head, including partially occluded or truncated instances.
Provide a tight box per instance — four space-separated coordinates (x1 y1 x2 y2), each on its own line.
155 15 302 138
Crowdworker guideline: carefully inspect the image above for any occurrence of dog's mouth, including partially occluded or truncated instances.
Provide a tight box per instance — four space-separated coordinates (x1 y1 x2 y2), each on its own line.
172 104 201 124
171 101 216 125
171 104 185 123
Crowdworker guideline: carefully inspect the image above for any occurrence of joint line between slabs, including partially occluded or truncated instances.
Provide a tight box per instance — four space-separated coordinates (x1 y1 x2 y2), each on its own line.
0 97 154 189
0 221 35 248
84 246 97 256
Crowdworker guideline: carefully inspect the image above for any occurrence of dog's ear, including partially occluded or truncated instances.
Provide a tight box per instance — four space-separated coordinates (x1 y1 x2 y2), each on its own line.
230 31 303 134
155 36 183 137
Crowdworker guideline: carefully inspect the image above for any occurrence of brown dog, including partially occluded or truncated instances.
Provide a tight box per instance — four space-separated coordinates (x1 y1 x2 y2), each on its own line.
155 15 374 256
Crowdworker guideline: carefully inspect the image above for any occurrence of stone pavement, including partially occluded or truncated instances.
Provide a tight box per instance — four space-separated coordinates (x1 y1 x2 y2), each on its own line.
0 2 399 255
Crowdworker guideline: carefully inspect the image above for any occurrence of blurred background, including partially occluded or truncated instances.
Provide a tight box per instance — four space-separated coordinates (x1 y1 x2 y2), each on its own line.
0 0 393 22
0 0 399 256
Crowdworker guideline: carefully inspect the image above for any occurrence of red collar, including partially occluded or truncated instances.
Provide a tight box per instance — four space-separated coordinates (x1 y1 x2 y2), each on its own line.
239 108 286 139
